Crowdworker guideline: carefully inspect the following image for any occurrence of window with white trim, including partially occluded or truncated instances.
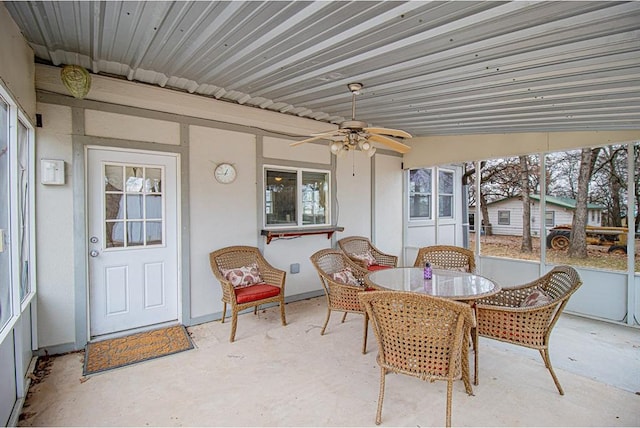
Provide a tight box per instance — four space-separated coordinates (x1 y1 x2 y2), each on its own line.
264 167 330 227
545 210 555 227
498 210 511 225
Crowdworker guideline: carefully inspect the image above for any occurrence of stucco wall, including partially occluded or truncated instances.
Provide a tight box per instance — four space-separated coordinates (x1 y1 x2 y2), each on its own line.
31 64 407 349
404 130 640 168
188 125 258 318
0 3 35 121
34 103 75 347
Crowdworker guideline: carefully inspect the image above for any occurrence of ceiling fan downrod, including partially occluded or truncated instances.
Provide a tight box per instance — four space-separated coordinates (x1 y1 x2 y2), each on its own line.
348 82 363 121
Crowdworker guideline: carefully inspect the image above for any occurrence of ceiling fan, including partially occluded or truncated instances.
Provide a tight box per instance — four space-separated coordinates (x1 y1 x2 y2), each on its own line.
290 83 412 157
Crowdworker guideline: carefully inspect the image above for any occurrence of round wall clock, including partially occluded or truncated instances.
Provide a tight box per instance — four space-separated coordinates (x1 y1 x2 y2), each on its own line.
214 162 237 184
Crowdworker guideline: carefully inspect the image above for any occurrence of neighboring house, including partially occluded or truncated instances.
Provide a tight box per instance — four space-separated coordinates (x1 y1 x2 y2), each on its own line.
480 194 604 236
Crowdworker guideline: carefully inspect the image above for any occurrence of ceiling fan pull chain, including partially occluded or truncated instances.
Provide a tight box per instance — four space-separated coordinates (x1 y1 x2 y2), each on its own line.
352 150 356 177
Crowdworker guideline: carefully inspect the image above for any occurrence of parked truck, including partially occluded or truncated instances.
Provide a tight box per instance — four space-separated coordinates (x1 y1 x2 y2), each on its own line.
546 224 628 254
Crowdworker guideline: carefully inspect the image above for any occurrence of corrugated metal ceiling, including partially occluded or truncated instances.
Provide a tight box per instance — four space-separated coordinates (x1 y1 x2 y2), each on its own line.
5 1 640 137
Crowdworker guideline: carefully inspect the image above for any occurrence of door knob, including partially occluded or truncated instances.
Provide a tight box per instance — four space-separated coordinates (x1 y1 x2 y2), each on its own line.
89 250 99 257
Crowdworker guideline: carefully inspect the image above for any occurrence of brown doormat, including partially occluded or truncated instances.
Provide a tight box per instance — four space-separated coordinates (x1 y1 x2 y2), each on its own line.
83 325 194 375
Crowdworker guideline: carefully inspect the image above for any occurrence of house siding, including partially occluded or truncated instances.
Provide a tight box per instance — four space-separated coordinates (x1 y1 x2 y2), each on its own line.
486 199 601 236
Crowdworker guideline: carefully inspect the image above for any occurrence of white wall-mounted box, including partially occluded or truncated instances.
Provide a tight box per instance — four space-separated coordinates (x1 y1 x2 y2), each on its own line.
41 159 65 185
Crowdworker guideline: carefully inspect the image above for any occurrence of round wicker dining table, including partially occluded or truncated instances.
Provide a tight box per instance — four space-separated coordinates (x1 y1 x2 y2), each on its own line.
364 267 501 385
364 267 500 301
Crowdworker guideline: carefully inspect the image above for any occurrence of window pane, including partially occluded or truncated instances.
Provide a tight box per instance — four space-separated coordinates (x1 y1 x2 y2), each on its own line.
265 170 297 226
545 211 555 227
126 195 144 219
498 210 510 225
146 221 162 245
127 222 145 246
105 165 123 191
17 120 31 300
146 167 161 193
302 171 328 225
0 98 11 329
409 168 431 219
471 156 541 262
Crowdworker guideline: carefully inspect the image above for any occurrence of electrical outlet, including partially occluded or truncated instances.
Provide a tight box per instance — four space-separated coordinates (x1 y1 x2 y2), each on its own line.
290 263 300 274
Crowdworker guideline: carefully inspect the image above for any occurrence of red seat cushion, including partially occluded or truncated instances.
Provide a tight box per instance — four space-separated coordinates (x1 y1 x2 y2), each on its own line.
368 264 391 271
234 283 281 304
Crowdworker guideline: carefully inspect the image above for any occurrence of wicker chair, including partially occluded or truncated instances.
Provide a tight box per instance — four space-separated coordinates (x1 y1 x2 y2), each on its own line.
474 265 582 393
359 291 475 427
337 236 398 271
209 246 286 342
310 248 373 354
412 245 476 273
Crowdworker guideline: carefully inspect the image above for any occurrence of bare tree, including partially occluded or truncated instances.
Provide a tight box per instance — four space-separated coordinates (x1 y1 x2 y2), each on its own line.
568 147 600 257
519 155 532 252
590 145 627 227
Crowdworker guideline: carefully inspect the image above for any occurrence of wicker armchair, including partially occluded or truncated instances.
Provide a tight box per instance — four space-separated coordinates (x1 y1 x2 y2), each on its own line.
337 236 398 271
412 245 476 273
474 265 582 393
359 291 475 427
310 248 373 354
209 246 286 342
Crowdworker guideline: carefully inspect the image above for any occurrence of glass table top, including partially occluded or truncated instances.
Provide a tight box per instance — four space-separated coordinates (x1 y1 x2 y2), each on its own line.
365 267 500 300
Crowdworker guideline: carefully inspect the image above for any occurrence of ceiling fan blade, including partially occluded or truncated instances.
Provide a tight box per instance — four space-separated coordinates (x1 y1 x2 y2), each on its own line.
364 127 412 139
368 134 412 154
311 129 345 137
290 134 336 147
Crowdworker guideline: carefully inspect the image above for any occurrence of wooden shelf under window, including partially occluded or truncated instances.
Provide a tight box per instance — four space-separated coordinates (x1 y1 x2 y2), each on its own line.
261 226 344 244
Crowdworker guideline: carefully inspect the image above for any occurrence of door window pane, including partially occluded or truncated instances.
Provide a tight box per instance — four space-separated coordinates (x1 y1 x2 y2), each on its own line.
409 168 432 220
105 164 164 248
438 170 454 218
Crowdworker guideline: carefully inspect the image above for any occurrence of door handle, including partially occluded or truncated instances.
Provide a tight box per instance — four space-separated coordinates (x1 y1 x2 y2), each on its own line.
89 250 99 258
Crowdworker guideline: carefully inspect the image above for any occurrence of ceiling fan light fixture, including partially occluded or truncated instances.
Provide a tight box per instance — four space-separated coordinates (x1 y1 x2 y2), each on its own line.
330 141 344 155
367 147 376 158
359 141 371 151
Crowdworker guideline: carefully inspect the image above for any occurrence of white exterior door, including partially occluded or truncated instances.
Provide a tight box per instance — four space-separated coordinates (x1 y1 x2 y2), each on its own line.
87 147 179 337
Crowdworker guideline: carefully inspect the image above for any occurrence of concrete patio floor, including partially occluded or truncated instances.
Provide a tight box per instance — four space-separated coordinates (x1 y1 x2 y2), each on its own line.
18 296 640 427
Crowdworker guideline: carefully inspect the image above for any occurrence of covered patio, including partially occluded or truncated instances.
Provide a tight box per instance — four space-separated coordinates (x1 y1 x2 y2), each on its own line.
1 2 640 426
19 296 640 427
